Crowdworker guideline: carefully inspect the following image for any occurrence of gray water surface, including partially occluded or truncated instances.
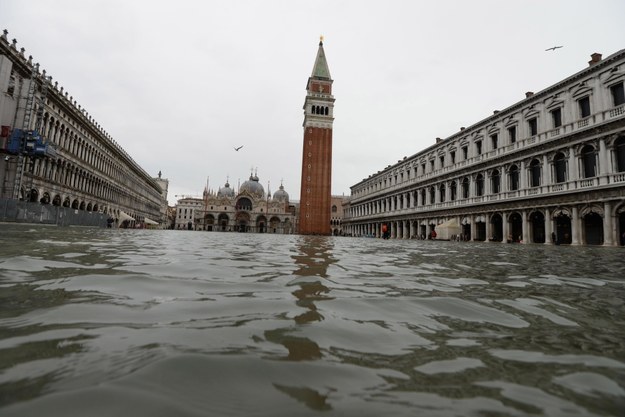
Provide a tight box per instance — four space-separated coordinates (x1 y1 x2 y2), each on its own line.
0 225 624 416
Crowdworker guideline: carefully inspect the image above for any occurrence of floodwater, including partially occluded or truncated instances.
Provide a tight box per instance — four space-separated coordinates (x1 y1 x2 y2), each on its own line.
0 224 624 417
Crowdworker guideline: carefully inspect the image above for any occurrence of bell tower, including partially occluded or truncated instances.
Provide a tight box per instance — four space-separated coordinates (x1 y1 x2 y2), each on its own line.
299 37 335 235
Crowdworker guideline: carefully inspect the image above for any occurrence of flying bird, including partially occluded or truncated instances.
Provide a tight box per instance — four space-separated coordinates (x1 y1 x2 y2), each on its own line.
234 145 244 151
545 46 563 51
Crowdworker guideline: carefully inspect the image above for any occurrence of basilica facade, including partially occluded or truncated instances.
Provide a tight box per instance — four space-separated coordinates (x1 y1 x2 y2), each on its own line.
343 50 625 246
175 173 295 233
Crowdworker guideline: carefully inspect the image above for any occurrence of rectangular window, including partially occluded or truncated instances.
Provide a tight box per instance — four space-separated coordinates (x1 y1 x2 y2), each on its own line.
439 155 445 167
508 126 516 144
421 163 426 174
430 160 435 171
490 134 498 149
551 108 562 128
475 141 482 155
462 146 468 160
450 151 456 164
528 118 538 136
611 82 625 106
578 96 591 118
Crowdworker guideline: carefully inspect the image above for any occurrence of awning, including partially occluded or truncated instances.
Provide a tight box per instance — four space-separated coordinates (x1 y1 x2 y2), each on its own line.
144 218 158 225
119 211 135 221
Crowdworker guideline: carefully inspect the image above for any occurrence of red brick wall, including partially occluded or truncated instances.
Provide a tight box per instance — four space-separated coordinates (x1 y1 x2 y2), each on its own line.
299 126 332 235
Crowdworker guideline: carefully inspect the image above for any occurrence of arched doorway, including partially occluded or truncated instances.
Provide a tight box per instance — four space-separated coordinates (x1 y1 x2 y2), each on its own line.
490 213 503 242
269 216 281 233
554 212 572 244
205 214 215 231
508 212 522 242
71 199 79 209
39 192 51 204
235 212 250 232
257 215 267 233
461 217 471 240
283 219 292 234
474 215 486 241
530 211 545 243
218 213 229 231
583 212 603 245
52 195 62 206
28 188 39 203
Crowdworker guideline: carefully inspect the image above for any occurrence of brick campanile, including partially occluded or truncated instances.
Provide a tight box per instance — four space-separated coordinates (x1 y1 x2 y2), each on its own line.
299 38 335 235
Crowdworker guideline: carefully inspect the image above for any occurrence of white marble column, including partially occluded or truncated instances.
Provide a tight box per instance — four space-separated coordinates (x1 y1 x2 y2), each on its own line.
603 201 614 246
545 208 553 244
522 210 529 244
571 206 580 245
502 213 509 243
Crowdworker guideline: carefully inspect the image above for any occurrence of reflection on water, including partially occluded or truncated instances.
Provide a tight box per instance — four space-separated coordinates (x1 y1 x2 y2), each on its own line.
0 224 624 416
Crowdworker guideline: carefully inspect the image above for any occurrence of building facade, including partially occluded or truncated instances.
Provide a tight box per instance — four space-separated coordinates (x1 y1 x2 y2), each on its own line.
299 38 334 235
175 174 295 233
0 29 167 227
344 51 625 246
330 195 348 236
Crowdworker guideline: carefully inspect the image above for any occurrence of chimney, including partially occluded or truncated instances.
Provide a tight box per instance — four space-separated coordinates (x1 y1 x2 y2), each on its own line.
436 137 442 143
493 110 500 115
525 91 534 98
588 53 602 67
460 127 465 131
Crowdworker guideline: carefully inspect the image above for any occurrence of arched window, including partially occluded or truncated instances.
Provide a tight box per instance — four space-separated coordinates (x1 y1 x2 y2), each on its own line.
324 107 329 115
554 152 567 183
236 197 253 211
429 187 435 204
331 205 337 213
475 174 484 196
450 181 457 201
461 177 470 198
581 145 596 178
530 159 541 187
439 184 446 203
420 189 426 206
509 165 519 191
615 137 625 172
491 169 500 194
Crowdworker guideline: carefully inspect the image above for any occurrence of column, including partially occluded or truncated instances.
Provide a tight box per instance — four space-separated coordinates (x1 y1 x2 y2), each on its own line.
485 215 491 241
470 215 476 241
568 147 578 183
571 206 580 245
519 160 526 190
502 213 509 243
542 154 551 188
521 210 529 244
544 208 553 244
598 137 609 185
603 201 614 246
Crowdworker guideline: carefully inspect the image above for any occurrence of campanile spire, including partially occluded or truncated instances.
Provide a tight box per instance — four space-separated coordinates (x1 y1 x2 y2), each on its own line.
299 38 335 235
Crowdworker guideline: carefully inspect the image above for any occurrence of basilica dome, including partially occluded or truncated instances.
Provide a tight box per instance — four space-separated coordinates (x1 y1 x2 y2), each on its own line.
239 174 265 199
217 181 235 198
272 184 289 203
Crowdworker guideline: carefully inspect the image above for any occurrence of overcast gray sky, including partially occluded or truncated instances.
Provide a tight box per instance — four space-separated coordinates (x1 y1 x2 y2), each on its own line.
2 1 625 205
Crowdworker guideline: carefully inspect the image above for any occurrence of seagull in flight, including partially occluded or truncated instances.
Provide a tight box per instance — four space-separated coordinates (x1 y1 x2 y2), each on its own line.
545 46 563 51
234 145 244 151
